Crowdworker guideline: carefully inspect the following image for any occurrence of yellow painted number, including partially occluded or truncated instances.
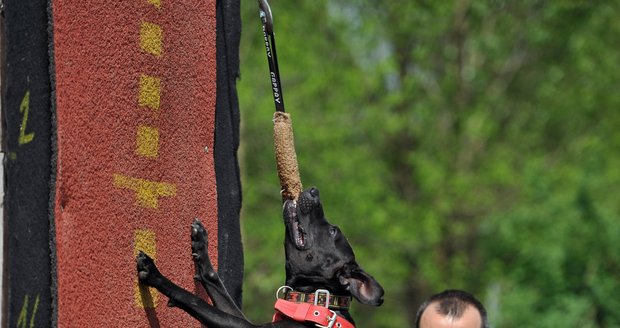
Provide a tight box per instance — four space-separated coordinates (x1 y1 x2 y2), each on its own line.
19 91 35 145
17 294 40 328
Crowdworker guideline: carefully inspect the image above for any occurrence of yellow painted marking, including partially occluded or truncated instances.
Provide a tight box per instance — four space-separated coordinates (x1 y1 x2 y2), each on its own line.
140 22 162 57
147 0 160 9
17 294 39 328
134 229 158 308
136 125 160 158
134 230 157 257
138 75 161 111
19 91 35 145
113 174 176 209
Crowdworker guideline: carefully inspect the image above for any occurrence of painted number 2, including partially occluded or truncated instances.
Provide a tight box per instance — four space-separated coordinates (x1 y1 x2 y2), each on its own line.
19 91 35 145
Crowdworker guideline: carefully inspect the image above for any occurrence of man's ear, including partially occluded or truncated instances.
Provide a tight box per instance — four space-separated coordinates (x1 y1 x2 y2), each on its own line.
339 266 384 306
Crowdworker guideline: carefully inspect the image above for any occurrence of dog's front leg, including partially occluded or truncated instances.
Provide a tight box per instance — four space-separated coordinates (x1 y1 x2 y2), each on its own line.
136 252 254 328
190 219 247 320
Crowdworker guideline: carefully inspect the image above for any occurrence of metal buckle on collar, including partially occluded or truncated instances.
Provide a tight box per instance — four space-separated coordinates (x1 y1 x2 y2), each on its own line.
316 310 338 328
314 289 331 308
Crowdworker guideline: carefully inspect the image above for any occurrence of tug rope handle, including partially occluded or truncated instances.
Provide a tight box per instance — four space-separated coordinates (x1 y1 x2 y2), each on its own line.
273 112 302 201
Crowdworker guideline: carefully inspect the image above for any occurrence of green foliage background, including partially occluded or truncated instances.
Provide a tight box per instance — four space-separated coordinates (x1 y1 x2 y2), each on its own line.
235 1 620 327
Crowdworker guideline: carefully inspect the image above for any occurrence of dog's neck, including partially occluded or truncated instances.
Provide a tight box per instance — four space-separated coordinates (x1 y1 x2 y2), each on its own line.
285 275 345 293
282 280 356 325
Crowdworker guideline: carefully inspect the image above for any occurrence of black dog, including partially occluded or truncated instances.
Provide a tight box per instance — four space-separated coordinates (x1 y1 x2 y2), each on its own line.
136 187 384 327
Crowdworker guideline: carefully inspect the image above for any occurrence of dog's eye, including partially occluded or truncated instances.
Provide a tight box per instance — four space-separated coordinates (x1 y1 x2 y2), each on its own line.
329 226 338 237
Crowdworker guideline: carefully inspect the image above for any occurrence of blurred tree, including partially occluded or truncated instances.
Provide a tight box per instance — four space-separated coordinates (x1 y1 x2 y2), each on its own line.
237 1 620 327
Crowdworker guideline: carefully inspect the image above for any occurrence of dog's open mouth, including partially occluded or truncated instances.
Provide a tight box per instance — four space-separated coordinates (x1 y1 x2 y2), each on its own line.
284 200 307 249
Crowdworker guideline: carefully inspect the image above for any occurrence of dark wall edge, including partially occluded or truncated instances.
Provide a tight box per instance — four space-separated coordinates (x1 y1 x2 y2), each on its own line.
214 0 244 308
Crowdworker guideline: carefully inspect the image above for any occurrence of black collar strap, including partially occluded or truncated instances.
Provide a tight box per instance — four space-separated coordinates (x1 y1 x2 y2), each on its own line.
283 289 352 311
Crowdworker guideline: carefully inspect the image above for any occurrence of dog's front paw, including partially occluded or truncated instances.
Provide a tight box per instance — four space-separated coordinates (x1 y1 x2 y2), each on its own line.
136 251 161 286
190 219 219 282
190 218 209 260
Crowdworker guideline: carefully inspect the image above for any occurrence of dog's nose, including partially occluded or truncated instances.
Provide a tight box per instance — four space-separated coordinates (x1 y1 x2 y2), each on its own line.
309 187 319 197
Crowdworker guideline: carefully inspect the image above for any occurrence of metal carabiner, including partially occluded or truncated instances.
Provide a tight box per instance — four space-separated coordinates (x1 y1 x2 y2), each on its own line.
258 0 274 34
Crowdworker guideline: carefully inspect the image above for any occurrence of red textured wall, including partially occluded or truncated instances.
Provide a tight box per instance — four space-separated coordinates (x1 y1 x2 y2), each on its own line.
51 0 217 326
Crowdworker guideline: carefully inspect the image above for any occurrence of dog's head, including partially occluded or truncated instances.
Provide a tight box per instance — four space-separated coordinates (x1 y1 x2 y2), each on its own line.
283 187 384 306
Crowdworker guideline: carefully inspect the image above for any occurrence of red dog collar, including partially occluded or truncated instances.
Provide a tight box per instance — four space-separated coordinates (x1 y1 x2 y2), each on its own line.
273 299 355 328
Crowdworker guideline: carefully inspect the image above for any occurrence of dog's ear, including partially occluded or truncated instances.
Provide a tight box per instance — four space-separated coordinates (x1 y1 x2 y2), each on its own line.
339 267 384 306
